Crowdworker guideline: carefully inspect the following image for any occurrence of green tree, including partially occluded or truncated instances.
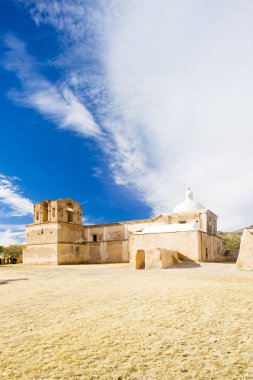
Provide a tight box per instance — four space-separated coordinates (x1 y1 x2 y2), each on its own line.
3 245 23 261
218 233 241 250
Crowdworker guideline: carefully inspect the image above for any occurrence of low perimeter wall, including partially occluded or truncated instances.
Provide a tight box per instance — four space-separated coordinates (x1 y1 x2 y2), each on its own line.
23 239 129 265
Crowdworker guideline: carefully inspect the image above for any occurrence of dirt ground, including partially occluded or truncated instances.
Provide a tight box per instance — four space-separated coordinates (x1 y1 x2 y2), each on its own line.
0 262 253 380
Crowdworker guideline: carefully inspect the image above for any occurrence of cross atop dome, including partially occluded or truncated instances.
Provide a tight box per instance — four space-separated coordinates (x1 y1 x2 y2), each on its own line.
186 188 193 200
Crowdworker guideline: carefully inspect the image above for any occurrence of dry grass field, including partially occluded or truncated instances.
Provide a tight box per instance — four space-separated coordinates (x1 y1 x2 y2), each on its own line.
0 263 253 380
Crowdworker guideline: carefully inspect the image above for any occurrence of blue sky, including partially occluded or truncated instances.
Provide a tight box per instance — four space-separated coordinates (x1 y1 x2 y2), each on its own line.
1 0 253 244
0 0 152 244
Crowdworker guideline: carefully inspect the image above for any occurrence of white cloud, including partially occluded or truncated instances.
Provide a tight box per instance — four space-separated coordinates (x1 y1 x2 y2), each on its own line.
98 0 253 231
4 35 101 138
8 1 253 230
0 174 33 217
0 224 25 246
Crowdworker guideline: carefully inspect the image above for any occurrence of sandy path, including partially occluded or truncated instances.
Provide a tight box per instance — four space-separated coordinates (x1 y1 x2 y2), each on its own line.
0 263 253 380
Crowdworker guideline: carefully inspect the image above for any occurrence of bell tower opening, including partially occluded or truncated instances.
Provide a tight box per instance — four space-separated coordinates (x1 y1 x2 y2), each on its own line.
42 202 49 222
67 211 73 223
66 202 74 223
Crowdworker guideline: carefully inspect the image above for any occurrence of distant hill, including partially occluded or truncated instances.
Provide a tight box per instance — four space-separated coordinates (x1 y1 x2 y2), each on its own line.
217 226 253 250
232 225 253 234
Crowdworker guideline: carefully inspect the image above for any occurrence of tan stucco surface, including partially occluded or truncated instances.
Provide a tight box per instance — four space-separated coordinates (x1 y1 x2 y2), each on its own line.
23 244 57 264
236 229 253 270
129 231 201 264
24 197 222 266
200 233 223 262
144 248 181 269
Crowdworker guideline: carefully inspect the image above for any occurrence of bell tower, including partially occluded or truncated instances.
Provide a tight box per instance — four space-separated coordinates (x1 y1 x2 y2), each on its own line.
24 198 85 264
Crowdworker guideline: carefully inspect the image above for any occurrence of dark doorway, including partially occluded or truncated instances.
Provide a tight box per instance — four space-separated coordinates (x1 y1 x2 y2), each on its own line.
135 250 145 269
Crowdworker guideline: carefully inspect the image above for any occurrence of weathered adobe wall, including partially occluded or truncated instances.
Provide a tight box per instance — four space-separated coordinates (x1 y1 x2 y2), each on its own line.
23 243 89 265
23 244 57 264
203 211 218 236
57 223 85 243
26 224 59 245
83 221 156 243
82 225 128 262
25 223 129 264
83 224 127 242
200 233 224 262
138 248 180 270
57 244 89 265
24 223 85 265
26 223 85 245
236 229 253 270
57 224 129 263
129 231 201 263
86 240 129 263
56 240 128 264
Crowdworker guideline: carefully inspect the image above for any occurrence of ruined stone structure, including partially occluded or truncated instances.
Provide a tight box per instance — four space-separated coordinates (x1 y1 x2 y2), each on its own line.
236 228 253 270
23 190 223 266
23 199 85 264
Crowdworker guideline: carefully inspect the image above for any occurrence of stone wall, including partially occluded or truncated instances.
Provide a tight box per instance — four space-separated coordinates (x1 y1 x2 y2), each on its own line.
129 230 201 264
85 240 128 263
236 229 253 270
223 249 239 262
57 244 89 265
23 244 58 264
129 230 223 266
200 233 224 262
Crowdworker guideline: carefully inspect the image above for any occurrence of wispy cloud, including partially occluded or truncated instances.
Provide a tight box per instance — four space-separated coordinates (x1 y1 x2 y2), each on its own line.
3 34 101 138
6 0 253 230
0 224 25 246
0 174 33 217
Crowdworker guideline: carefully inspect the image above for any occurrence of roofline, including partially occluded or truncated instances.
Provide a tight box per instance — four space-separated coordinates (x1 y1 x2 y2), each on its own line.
34 198 80 206
172 209 218 217
26 208 218 229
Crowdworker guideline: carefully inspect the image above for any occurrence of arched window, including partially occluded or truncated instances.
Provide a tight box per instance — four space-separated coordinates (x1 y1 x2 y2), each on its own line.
52 208 56 218
66 202 73 223
42 202 49 222
67 211 73 223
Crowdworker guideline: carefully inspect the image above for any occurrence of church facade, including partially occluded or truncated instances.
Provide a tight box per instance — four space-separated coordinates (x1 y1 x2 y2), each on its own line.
23 190 223 267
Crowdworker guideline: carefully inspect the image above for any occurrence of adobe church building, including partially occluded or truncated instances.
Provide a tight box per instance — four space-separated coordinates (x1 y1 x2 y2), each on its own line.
23 190 223 267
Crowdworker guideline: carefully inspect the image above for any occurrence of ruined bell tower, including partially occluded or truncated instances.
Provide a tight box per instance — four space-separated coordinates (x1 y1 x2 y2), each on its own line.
23 199 86 264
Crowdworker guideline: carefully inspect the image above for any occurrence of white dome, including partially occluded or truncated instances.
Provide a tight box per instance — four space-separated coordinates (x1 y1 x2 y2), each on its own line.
173 189 205 213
